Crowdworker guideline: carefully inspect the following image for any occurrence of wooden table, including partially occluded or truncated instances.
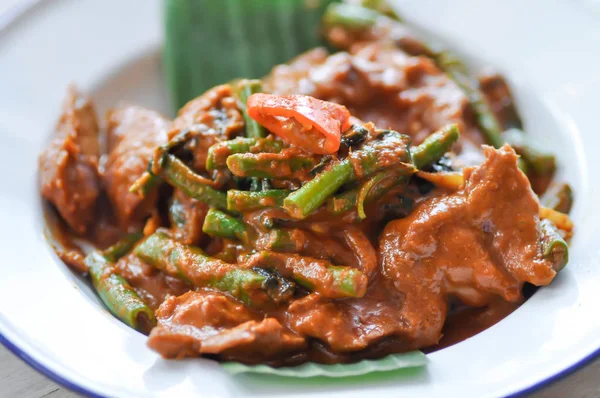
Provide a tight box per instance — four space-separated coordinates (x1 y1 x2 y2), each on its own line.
0 343 598 397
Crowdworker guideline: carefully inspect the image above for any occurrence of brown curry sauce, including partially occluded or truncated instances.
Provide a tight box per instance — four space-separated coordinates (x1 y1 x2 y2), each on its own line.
39 17 568 366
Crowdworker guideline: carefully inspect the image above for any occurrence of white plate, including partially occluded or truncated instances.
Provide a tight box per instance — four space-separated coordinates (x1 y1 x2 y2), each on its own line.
0 0 598 397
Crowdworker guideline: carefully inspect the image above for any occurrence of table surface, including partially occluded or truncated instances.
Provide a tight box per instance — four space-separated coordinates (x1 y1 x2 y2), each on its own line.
0 0 598 397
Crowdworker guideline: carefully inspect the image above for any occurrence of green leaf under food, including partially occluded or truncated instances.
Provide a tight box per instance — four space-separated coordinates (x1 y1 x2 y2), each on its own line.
221 351 427 378
164 0 338 110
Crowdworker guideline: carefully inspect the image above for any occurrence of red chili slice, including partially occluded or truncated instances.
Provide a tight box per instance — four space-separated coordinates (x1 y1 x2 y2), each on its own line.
246 93 351 155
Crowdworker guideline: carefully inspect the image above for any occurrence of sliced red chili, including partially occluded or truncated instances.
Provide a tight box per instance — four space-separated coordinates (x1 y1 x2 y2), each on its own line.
247 93 351 155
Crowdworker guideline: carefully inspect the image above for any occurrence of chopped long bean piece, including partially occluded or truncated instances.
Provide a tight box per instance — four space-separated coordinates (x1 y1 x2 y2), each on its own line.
504 129 556 175
540 219 569 272
206 137 285 170
256 228 305 252
256 228 356 267
128 172 160 196
103 232 144 263
285 160 354 219
247 251 367 299
202 208 249 243
160 154 228 210
226 150 320 180
436 52 504 149
411 124 460 170
234 79 268 139
134 232 291 305
284 131 413 219
541 183 573 214
328 171 409 215
227 189 290 212
85 234 155 334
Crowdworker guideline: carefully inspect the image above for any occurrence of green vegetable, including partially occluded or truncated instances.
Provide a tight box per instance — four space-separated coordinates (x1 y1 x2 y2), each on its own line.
503 128 556 175
411 124 460 170
247 251 367 299
159 154 228 211
226 150 320 179
340 124 369 147
202 208 249 243
256 228 352 268
360 0 402 20
222 351 428 377
285 160 354 219
284 131 413 218
234 79 267 138
323 2 381 29
436 52 504 148
134 232 291 305
164 0 338 109
257 228 304 252
328 171 408 216
227 189 290 212
541 183 573 214
102 232 144 263
540 219 569 272
356 171 392 219
129 126 210 196
84 234 155 334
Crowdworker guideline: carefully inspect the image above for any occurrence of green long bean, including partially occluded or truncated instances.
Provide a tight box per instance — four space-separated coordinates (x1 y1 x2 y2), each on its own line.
85 233 155 334
247 251 367 299
227 189 290 212
540 219 569 272
134 232 291 304
160 154 228 210
202 208 249 243
284 131 413 219
541 183 573 214
503 129 556 175
226 150 320 179
234 79 267 139
411 124 460 170
206 137 285 170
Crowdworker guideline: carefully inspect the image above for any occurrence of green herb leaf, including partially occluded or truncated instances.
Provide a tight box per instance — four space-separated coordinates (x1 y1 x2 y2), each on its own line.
222 351 427 378
164 0 337 110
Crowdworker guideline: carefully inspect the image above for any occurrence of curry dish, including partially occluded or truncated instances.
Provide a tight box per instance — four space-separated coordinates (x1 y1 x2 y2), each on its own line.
38 3 574 366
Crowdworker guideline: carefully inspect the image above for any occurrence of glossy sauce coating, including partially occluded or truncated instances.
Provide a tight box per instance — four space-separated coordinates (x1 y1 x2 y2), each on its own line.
39 21 566 366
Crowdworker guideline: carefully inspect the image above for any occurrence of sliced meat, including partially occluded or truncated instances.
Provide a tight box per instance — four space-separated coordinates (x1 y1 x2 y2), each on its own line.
380 145 555 314
103 106 170 229
115 253 190 310
207 318 307 363
39 86 100 234
264 47 330 96
266 42 473 146
286 284 445 352
147 291 305 362
324 12 433 58
170 85 245 172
